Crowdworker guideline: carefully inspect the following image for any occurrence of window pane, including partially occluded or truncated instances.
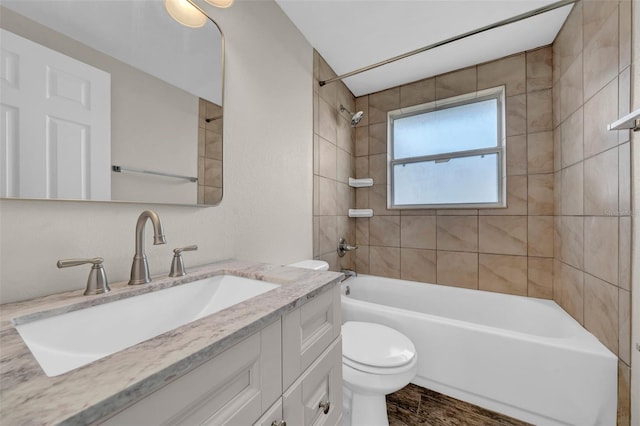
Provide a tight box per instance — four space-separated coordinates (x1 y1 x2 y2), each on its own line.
393 99 498 159
393 153 499 206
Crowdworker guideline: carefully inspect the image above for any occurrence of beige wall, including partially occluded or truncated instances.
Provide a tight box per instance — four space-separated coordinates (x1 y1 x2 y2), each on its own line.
0 0 313 303
312 51 357 271
552 1 632 423
351 48 554 297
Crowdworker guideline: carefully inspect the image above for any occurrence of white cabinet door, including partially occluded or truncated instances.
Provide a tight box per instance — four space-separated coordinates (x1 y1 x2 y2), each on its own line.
100 319 282 426
283 338 342 426
0 29 110 200
283 286 341 390
254 398 284 426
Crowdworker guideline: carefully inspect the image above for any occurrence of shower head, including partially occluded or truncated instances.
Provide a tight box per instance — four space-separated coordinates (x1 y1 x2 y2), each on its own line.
340 105 364 127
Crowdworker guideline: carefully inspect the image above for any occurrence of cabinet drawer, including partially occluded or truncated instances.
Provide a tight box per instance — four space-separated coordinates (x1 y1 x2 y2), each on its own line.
283 285 341 389
100 319 281 426
254 398 283 426
283 337 342 426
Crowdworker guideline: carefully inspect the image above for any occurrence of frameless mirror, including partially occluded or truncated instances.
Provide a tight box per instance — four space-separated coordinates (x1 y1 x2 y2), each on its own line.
0 0 223 206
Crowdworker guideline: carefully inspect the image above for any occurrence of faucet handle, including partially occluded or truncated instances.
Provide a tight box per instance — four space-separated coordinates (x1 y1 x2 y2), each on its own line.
169 245 198 277
57 257 110 295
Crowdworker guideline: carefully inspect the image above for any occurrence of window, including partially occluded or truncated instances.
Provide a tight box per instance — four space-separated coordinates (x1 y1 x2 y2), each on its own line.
387 86 506 209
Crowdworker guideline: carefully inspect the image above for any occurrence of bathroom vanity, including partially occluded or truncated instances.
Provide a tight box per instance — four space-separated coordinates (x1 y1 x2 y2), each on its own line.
0 260 343 425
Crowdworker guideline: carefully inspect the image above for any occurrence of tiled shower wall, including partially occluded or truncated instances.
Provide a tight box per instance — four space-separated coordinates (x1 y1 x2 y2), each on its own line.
352 47 555 298
312 51 357 270
197 99 223 204
552 1 632 423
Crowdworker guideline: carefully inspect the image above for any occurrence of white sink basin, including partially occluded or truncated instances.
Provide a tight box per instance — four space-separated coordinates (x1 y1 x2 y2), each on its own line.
15 275 279 377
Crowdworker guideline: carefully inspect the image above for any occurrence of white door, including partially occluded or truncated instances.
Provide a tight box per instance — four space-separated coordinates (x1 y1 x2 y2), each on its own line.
0 28 110 200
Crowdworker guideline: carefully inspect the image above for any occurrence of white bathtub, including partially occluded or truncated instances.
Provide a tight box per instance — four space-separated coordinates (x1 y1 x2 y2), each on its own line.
341 274 617 426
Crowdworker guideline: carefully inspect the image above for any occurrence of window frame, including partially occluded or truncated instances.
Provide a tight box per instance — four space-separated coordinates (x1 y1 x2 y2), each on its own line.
387 85 507 210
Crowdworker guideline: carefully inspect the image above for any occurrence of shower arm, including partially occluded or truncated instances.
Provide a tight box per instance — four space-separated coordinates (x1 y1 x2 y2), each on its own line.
319 0 577 87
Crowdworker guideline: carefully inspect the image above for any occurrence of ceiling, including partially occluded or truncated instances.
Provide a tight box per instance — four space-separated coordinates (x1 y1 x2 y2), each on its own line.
275 0 573 97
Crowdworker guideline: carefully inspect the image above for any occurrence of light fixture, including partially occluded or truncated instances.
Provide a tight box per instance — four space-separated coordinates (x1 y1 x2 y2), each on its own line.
204 0 234 8
164 0 207 28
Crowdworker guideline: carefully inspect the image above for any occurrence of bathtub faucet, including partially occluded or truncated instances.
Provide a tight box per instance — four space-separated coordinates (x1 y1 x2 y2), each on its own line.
337 237 358 257
340 269 358 281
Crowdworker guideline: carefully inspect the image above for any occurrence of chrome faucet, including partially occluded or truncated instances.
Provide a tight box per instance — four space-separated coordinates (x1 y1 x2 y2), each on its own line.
129 210 167 285
340 269 358 281
337 237 358 257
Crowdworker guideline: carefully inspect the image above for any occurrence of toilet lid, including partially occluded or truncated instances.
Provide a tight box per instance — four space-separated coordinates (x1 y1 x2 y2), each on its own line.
342 321 416 368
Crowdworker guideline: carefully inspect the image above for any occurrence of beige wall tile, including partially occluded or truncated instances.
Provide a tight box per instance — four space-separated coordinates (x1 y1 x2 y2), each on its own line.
436 251 478 289
527 89 553 133
584 216 618 285
526 46 553 92
370 246 400 278
401 216 436 249
355 245 370 274
368 122 387 155
584 274 618 354
527 131 553 173
618 68 631 144
312 216 319 256
559 262 584 324
318 251 339 273
318 137 337 179
318 97 337 143
618 361 631 426
559 55 583 122
369 184 399 216
583 0 618 46
506 94 527 136
479 216 527 255
369 215 400 247
552 77 561 128
205 129 223 160
400 78 435 108
553 128 562 173
560 216 584 269
355 96 369 127
528 173 554 215
337 116 354 154
618 216 631 291
355 126 369 157
437 216 478 252
553 259 563 303
369 153 387 185
583 3 619 100
528 257 553 299
555 1 583 77
355 187 369 209
369 87 399 125
313 134 319 175
583 78 619 158
618 289 631 365
203 158 222 187
507 135 527 176
337 148 353 184
355 156 368 179
317 54 337 104
560 163 583 215
403 209 437 216
477 53 526 96
318 215 337 256
584 147 618 216
435 66 477 100
479 254 527 296
560 107 584 167
618 143 631 214
401 248 436 283
313 176 319 214
618 0 631 71
528 216 553 257
483 175 527 215
337 82 355 115
356 217 369 245
554 172 562 216
336 182 352 215
318 176 337 216
337 216 354 246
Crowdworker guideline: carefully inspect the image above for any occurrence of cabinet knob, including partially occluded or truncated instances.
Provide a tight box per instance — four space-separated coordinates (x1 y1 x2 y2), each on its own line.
270 421 286 426
319 400 330 414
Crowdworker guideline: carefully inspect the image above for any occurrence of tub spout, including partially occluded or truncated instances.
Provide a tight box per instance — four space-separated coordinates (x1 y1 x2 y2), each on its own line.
129 210 166 285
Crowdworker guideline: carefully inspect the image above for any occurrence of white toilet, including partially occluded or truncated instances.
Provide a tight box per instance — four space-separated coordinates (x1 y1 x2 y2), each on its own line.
288 260 418 426
342 321 417 426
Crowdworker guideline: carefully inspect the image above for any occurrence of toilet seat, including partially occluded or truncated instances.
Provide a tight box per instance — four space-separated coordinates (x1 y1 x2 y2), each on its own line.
342 321 416 375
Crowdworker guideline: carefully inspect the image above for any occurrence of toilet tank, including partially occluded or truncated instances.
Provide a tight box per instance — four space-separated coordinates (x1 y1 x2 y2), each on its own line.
287 260 330 271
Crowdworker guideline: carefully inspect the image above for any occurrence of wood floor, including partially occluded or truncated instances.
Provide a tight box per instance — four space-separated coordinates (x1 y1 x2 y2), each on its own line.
387 384 532 426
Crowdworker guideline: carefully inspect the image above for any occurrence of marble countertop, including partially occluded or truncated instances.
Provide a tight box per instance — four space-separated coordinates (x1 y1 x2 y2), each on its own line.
0 259 342 425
